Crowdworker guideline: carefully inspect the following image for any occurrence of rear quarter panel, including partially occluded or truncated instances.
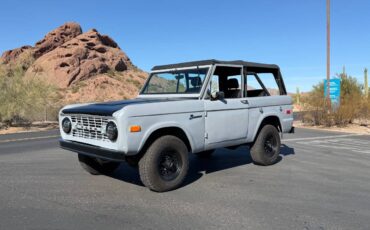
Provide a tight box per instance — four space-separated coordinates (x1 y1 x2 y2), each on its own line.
246 95 293 142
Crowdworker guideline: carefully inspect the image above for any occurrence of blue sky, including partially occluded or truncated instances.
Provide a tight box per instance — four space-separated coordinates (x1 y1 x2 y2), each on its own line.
1 0 369 92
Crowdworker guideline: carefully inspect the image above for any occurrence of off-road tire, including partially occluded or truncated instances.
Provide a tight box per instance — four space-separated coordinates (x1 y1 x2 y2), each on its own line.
250 125 281 166
195 150 214 158
139 135 189 192
78 154 120 175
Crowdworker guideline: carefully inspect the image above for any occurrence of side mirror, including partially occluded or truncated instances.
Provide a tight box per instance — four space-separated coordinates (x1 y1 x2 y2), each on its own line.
210 91 225 100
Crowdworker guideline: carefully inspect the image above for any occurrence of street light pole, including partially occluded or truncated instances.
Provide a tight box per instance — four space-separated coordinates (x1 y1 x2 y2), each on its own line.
326 0 331 110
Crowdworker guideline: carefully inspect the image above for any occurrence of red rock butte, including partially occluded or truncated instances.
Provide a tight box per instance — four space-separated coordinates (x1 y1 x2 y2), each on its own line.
1 22 147 103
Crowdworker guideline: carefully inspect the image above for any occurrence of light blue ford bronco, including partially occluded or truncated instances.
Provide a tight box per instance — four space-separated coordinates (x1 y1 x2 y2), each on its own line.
59 59 294 192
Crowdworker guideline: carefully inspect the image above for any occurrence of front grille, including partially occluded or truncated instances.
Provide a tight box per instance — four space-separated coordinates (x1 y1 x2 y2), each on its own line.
70 115 110 141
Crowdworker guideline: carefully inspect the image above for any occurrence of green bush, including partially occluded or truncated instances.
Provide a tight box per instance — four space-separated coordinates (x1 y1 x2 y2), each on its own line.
301 73 364 127
359 96 370 125
0 56 57 125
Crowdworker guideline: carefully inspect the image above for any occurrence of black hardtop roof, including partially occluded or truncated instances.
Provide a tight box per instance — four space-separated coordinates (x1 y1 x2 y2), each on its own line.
151 59 280 71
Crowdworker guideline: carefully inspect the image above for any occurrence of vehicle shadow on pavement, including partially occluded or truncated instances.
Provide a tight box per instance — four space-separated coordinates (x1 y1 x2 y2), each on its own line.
110 164 144 186
109 144 295 189
182 144 295 187
280 144 295 156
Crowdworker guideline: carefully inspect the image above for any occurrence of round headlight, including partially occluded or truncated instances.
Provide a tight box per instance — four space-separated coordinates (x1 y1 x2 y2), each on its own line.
62 117 72 134
106 121 118 141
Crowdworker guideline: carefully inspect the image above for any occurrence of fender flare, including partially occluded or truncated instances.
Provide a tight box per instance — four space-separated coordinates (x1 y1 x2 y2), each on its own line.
137 121 195 153
251 113 282 142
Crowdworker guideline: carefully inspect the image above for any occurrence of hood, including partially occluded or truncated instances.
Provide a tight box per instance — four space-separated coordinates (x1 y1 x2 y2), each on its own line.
61 98 194 116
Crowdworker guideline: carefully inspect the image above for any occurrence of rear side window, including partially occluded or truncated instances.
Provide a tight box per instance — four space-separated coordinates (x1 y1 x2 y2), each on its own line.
245 72 280 97
257 73 280 95
246 74 263 91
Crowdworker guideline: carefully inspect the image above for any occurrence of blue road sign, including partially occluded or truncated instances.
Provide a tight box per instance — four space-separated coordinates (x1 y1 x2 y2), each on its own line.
324 78 341 107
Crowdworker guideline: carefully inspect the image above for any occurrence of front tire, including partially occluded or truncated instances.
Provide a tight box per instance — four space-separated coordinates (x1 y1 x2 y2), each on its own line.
250 125 281 166
78 154 120 175
139 135 189 192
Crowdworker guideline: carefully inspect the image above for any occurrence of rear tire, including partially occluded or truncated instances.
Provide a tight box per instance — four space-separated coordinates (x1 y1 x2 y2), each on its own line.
195 150 214 158
139 135 189 192
78 154 120 175
250 125 280 166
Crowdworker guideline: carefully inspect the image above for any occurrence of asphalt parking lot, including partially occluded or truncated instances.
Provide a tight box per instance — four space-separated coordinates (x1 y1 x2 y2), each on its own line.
0 128 369 230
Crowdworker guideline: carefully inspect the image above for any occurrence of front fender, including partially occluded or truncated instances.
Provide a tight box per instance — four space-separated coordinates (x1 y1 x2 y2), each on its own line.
127 121 196 155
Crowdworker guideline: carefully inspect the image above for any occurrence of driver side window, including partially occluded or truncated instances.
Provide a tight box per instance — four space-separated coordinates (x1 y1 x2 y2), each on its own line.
207 66 243 99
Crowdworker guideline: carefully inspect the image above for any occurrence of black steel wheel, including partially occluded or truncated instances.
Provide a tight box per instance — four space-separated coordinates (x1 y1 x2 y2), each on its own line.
139 135 189 192
263 133 279 158
250 125 281 166
158 151 182 181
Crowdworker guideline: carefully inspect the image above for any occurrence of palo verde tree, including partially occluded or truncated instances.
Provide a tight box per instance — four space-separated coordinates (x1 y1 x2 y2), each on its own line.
0 51 56 125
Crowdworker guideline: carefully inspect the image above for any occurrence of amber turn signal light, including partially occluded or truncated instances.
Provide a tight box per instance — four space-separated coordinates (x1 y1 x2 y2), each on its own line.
130 125 141 132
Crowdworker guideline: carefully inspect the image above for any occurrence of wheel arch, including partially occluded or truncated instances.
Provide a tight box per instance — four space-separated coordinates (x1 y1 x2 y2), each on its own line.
138 125 193 156
252 115 282 142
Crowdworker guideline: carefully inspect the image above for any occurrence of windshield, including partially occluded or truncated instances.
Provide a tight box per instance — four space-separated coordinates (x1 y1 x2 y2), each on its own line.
141 68 209 94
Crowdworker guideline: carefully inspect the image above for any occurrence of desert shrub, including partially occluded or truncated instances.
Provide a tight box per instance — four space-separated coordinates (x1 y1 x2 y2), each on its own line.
106 69 118 77
358 97 370 125
70 81 87 94
301 74 363 127
300 82 327 125
126 78 142 89
0 59 57 125
1 50 35 73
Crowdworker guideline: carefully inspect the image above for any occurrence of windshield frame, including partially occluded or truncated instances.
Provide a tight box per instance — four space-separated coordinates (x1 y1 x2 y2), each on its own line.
139 65 212 98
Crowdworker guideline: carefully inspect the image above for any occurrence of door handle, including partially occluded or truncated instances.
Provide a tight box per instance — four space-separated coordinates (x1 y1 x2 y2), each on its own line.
240 100 249 104
190 114 202 120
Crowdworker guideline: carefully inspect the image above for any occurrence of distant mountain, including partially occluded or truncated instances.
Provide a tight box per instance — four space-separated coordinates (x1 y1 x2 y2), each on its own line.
0 22 147 104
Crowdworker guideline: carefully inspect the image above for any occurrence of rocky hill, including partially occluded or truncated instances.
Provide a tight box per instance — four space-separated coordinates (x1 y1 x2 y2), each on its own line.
1 22 147 104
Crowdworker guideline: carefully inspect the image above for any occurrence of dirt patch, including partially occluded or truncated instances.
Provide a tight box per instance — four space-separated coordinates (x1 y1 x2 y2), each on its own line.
294 121 370 135
0 122 59 135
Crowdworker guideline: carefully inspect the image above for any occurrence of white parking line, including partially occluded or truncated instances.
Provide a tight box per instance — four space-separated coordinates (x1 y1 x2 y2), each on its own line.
0 135 60 143
283 134 363 142
288 136 370 155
